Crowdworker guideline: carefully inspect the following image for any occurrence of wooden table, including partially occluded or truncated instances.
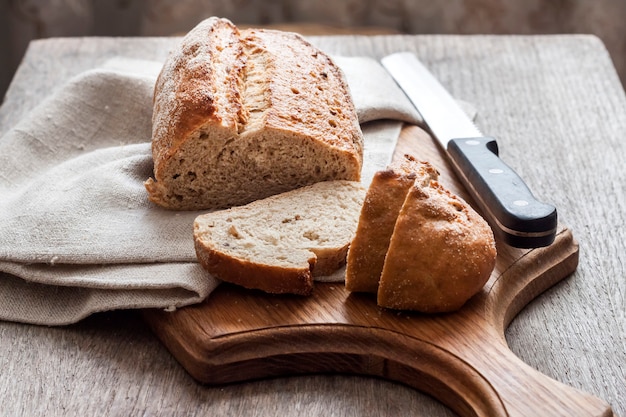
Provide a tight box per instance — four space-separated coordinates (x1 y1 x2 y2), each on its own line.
1 34 624 416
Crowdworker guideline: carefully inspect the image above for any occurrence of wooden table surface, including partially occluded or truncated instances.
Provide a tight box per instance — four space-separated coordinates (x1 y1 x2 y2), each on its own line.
1 34 624 416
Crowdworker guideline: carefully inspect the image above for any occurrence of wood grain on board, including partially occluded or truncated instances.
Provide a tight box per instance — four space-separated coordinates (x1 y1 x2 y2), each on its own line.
143 125 613 417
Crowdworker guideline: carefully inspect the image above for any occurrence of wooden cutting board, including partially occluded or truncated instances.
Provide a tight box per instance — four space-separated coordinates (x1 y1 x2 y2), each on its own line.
142 125 613 417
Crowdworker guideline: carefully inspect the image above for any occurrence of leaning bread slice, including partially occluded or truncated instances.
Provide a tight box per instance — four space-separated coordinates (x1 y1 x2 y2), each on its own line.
377 181 497 313
146 17 363 210
345 155 439 293
193 180 366 295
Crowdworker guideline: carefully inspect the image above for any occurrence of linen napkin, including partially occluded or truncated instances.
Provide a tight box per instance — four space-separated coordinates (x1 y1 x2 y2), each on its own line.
0 55 423 325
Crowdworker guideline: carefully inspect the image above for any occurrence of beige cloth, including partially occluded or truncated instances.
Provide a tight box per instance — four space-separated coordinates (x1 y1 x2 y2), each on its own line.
0 56 423 325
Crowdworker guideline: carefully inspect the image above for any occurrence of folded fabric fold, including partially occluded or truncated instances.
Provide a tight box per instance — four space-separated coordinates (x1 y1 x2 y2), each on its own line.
0 56 423 325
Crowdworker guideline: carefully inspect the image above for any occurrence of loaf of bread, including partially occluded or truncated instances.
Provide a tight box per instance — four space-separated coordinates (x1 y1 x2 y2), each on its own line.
193 180 366 295
345 155 497 313
345 155 439 293
145 17 363 210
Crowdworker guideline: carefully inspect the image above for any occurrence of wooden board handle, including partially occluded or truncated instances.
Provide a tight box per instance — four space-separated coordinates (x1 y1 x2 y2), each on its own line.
192 325 612 417
143 124 614 417
145 229 612 416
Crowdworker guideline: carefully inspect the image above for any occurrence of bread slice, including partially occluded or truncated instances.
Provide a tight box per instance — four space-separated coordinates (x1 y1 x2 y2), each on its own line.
146 17 363 210
377 181 497 313
193 180 366 295
345 155 439 293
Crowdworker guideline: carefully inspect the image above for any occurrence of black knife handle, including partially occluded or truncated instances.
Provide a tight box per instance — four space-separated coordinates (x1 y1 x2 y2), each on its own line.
446 137 557 248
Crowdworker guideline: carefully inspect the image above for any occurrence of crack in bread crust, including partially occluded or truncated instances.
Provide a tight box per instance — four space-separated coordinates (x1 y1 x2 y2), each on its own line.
146 17 363 210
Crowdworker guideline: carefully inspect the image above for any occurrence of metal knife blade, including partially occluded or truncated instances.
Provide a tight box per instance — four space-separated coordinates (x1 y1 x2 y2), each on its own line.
381 52 557 248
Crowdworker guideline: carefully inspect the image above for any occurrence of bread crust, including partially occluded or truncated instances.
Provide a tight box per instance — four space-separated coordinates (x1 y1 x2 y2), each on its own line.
146 17 363 210
344 154 496 313
194 240 314 296
345 155 438 293
193 180 366 295
377 181 497 313
150 17 243 175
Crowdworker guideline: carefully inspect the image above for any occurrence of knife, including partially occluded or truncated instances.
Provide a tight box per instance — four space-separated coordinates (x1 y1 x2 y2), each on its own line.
381 52 557 248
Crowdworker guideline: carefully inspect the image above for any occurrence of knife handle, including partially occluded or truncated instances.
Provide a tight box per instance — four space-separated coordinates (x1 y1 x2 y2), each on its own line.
446 137 557 248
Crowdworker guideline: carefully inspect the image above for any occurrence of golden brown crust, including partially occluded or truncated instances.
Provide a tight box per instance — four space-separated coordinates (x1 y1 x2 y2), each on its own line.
377 181 497 313
193 180 365 296
146 17 363 210
194 238 314 296
151 17 243 176
345 155 439 293
345 153 495 313
241 28 363 157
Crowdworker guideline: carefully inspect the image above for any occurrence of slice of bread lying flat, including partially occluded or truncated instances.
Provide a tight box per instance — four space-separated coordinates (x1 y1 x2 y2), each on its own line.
345 154 497 313
145 17 363 210
345 155 439 293
193 181 366 295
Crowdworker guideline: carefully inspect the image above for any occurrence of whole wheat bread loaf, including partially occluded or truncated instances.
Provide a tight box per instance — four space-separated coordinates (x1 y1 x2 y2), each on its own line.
145 17 363 210
193 180 366 295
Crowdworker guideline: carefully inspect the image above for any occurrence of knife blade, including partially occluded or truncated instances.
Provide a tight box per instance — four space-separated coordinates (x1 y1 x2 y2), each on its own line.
381 52 557 248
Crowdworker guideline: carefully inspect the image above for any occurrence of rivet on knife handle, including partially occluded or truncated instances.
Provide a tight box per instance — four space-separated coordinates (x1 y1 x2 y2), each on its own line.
447 137 557 248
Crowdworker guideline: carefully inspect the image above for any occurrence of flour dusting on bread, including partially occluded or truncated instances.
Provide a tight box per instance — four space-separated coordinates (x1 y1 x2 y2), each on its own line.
346 154 497 313
146 17 363 210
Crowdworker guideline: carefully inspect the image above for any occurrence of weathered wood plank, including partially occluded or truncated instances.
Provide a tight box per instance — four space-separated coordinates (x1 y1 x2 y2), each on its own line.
0 34 624 417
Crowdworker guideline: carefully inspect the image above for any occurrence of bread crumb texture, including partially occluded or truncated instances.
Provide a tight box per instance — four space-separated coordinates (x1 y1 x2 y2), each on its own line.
194 180 365 295
146 17 363 210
